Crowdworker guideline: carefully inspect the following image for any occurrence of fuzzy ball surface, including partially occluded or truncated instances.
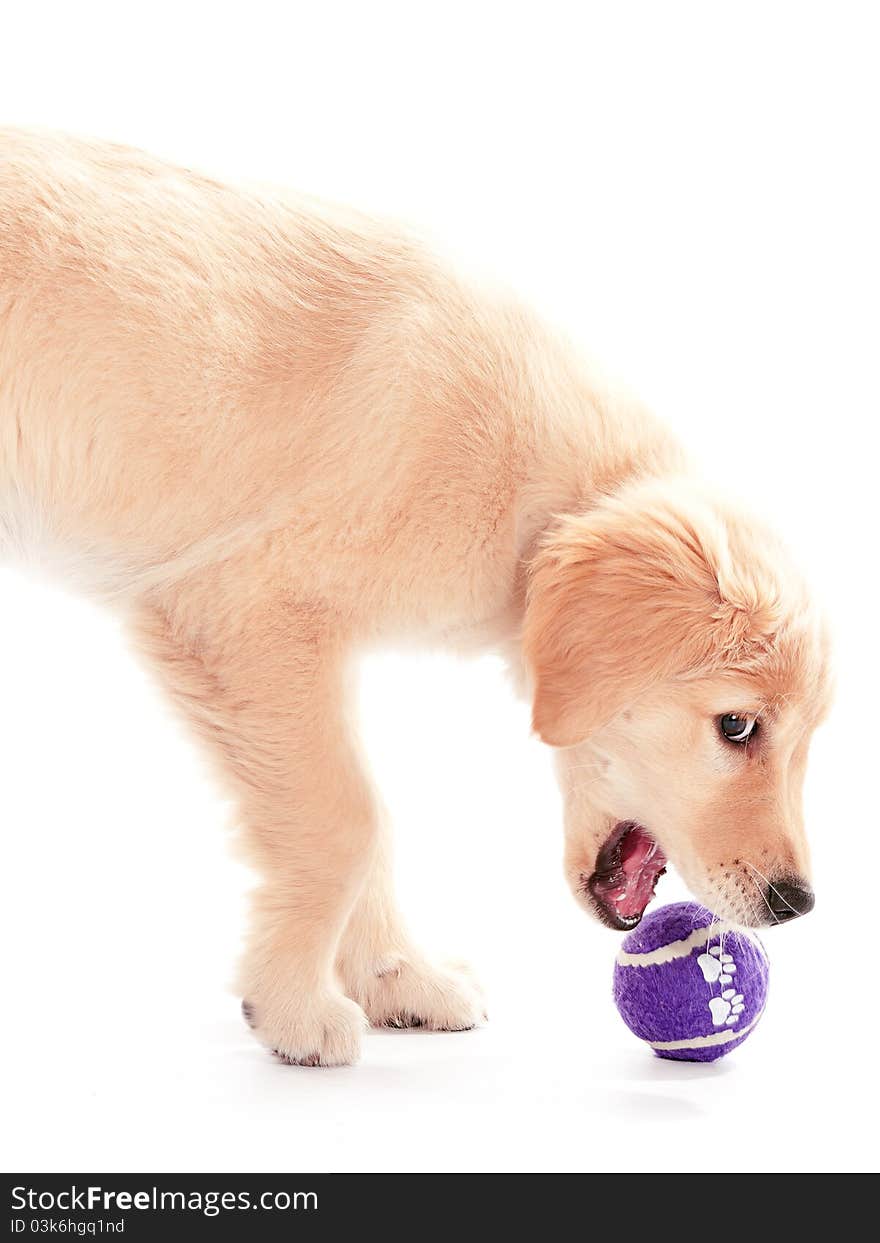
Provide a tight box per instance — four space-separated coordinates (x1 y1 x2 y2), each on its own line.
612 902 769 1062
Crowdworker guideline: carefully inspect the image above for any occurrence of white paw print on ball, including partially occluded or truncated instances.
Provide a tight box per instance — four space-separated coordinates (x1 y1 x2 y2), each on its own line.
709 990 746 1027
697 944 737 985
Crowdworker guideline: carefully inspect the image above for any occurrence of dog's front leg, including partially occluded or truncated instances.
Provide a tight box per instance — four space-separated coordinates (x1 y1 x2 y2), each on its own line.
337 830 486 1032
133 592 374 1066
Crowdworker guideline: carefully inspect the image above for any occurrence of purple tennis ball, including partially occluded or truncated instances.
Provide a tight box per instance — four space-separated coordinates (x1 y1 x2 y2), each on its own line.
612 902 769 1062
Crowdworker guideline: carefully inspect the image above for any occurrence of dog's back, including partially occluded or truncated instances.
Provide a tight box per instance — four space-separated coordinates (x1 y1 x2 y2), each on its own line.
0 129 676 632
0 131 485 608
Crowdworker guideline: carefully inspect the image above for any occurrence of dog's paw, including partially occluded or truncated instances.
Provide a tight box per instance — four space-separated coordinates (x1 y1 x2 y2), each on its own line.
352 956 486 1031
242 988 367 1066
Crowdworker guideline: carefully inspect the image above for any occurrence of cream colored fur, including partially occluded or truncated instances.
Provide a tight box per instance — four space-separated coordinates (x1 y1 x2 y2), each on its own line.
0 130 831 1065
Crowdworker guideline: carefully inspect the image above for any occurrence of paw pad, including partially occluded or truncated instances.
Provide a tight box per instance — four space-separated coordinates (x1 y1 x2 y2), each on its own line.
697 946 737 986
384 1013 425 1029
698 942 747 1027
708 990 746 1027
272 1048 323 1067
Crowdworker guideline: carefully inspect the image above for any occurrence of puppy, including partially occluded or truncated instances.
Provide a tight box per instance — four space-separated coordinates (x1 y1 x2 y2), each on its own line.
0 129 831 1065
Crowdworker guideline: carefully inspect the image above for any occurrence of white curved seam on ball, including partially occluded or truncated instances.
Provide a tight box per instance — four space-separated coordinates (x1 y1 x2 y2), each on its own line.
646 1010 764 1050
615 923 726 968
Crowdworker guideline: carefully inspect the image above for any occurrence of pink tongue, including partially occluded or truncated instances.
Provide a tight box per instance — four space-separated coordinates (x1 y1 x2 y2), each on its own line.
614 829 666 918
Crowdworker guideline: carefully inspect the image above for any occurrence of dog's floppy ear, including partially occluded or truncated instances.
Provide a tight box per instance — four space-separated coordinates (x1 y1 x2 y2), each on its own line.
523 479 770 747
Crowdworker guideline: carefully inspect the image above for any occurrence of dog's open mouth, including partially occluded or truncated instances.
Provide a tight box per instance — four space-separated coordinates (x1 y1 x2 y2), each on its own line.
586 821 667 930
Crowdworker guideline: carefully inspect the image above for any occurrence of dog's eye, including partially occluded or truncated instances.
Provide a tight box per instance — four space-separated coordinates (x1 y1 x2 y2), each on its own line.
718 713 758 744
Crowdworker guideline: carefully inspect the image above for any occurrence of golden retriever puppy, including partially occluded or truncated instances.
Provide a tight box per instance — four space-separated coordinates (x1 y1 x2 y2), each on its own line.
0 129 831 1066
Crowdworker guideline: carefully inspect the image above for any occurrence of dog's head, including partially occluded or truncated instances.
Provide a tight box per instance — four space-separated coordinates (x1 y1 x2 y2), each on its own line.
524 476 832 929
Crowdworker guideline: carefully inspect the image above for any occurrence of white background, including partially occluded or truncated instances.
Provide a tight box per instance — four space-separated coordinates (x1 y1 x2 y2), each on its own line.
1 2 877 1174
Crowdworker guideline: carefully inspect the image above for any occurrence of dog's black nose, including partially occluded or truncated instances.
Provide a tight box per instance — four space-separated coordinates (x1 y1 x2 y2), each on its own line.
767 878 815 922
